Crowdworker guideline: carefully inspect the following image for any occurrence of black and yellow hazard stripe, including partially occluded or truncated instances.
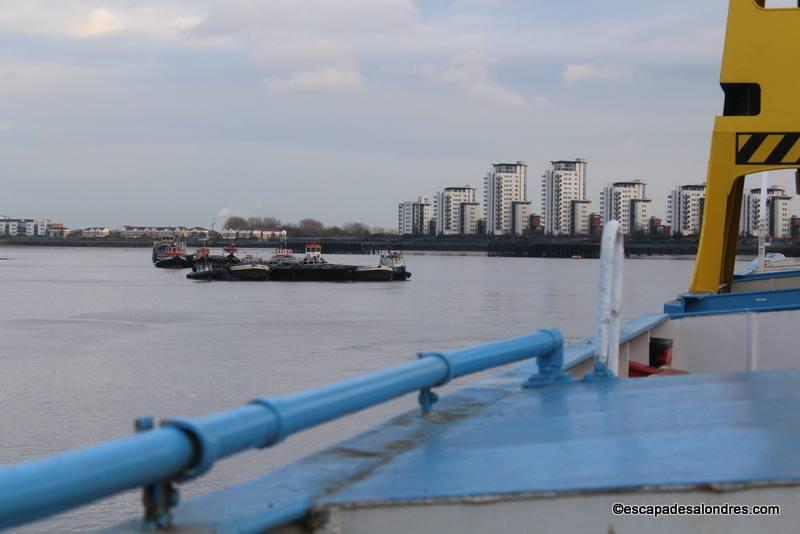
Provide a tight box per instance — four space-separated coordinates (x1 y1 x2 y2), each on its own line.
736 132 800 165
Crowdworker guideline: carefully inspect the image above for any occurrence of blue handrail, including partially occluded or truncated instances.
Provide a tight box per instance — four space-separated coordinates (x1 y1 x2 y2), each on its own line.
0 328 564 530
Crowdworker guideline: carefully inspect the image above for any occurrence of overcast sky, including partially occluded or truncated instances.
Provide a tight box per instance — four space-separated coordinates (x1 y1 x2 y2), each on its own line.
2 0 797 229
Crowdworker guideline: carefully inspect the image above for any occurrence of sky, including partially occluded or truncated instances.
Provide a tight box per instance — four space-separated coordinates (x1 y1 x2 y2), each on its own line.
1 0 797 229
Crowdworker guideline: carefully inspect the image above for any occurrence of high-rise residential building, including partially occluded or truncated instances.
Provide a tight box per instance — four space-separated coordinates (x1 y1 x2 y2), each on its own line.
599 180 648 235
484 161 528 235
435 186 476 235
667 184 706 236
771 194 792 239
397 195 433 236
459 202 481 235
631 199 652 235
542 159 587 236
510 201 532 236
570 200 592 236
741 186 793 238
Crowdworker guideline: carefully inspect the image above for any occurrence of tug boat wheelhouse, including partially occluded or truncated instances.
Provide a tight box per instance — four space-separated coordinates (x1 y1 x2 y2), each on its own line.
152 239 193 269
269 245 301 265
379 251 411 280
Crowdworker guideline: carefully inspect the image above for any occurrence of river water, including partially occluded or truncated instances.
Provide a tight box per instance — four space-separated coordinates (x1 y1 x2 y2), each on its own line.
0 246 730 531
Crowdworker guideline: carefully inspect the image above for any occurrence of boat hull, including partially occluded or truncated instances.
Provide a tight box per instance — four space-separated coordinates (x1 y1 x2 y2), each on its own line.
155 255 194 269
228 265 270 281
354 267 394 282
268 263 357 282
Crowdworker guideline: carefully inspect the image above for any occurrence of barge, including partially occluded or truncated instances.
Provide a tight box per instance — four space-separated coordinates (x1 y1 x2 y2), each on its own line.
187 244 401 282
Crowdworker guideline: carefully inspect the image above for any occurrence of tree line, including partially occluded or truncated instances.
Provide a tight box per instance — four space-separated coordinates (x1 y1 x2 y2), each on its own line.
223 216 390 237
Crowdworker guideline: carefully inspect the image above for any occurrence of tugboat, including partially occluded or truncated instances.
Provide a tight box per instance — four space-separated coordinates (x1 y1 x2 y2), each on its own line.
152 239 193 269
186 246 243 280
379 251 411 280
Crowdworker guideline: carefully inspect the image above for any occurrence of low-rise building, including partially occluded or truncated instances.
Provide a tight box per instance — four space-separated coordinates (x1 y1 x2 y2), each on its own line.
47 223 70 238
588 213 603 239
83 227 111 238
0 218 48 237
220 228 287 240
528 214 544 236
189 227 210 240
648 217 671 238
120 226 188 239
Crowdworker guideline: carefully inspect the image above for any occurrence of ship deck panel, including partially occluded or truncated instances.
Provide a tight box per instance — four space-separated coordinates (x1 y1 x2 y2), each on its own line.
323 369 800 506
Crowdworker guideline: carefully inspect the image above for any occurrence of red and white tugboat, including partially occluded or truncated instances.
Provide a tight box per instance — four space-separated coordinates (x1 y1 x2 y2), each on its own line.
152 239 193 269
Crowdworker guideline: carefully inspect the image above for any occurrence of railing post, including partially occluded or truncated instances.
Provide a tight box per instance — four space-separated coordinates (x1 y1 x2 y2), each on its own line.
523 329 572 388
591 220 624 379
134 417 178 530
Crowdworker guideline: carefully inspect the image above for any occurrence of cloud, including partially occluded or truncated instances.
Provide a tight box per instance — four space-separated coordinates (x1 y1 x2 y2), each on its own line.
433 55 527 108
72 9 123 37
253 37 354 67
0 2 203 40
190 0 418 38
186 0 418 93
266 67 364 92
562 63 633 84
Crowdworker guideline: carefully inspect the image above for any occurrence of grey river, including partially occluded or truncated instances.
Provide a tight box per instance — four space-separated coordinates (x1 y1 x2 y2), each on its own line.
0 247 729 532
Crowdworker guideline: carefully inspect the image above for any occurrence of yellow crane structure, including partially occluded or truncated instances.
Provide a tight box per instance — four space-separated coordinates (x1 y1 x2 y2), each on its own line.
691 0 800 293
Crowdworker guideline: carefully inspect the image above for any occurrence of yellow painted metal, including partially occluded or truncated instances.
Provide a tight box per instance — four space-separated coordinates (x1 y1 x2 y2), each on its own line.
690 0 800 293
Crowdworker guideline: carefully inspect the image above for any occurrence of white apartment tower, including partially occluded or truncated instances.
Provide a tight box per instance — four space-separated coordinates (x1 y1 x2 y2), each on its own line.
772 194 792 239
484 162 528 235
459 202 481 235
740 186 793 238
511 201 532 236
397 196 433 235
435 186 476 235
666 184 706 236
600 180 648 235
631 199 652 234
570 200 592 236
542 159 587 236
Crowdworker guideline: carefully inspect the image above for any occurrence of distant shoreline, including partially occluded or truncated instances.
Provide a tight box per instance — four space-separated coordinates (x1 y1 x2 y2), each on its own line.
2 236 794 258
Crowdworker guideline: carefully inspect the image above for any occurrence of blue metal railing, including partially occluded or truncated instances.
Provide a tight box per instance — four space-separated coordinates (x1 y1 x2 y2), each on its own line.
0 328 566 530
